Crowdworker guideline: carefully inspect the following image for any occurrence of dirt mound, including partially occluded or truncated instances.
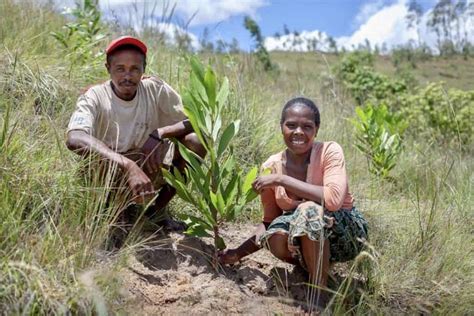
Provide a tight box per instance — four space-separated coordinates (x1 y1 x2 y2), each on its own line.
119 223 318 315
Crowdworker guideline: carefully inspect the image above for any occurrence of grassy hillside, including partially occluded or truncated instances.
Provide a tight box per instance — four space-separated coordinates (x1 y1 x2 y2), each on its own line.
272 51 474 91
1 1 472 314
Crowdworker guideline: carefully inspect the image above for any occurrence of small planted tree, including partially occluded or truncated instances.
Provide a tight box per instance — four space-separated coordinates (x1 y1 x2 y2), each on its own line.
162 57 258 258
350 103 407 179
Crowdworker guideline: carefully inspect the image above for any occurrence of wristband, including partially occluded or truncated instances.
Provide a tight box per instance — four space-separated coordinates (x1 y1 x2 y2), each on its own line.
149 131 162 142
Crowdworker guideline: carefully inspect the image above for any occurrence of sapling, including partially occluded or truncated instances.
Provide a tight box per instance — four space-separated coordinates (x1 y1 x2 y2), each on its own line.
162 57 259 262
349 103 406 179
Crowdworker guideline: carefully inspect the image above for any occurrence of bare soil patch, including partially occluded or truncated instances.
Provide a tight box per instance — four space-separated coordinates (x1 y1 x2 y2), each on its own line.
118 222 326 315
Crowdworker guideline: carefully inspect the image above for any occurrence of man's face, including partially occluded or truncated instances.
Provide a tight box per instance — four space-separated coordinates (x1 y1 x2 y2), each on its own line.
106 49 145 101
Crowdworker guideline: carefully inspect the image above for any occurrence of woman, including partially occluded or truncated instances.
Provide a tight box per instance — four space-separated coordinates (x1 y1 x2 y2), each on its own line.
219 97 368 306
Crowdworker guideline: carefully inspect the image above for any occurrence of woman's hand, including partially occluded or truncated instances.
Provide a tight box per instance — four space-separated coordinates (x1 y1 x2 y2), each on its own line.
252 175 282 193
218 248 241 265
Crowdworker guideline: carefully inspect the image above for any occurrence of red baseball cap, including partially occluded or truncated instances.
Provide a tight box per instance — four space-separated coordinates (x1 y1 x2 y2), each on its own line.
105 36 147 56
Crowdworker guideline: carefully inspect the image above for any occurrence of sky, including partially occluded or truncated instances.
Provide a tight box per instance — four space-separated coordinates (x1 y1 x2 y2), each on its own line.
53 0 474 51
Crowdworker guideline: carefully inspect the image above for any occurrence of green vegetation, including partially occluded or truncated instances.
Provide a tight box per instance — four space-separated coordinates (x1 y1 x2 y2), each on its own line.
163 58 258 254
0 0 472 314
244 16 276 71
350 103 406 179
50 0 106 67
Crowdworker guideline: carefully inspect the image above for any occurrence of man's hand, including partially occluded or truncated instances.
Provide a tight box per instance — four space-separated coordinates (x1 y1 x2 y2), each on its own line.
252 175 282 193
125 160 155 204
141 133 167 175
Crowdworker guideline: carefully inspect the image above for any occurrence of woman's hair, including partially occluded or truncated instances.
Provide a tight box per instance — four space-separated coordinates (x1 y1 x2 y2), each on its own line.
280 97 320 126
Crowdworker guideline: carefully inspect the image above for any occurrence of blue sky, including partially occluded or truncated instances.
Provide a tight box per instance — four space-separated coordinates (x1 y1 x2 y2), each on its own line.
189 1 370 50
55 0 472 51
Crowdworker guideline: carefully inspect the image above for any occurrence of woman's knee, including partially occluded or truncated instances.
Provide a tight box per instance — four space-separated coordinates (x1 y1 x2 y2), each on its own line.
267 233 293 262
296 201 324 219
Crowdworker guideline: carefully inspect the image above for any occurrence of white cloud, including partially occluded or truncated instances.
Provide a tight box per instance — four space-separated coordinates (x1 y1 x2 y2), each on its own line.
337 1 415 49
153 22 200 49
264 0 417 52
353 0 385 27
339 0 474 51
174 0 268 26
265 0 474 52
265 30 332 52
100 0 268 26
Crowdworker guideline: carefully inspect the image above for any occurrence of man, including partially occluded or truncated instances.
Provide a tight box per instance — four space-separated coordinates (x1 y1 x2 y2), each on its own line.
66 36 204 228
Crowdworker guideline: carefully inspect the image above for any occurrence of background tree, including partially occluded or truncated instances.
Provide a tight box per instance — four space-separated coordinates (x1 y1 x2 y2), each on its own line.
327 36 338 54
428 0 456 55
243 16 275 71
199 27 215 53
406 0 423 47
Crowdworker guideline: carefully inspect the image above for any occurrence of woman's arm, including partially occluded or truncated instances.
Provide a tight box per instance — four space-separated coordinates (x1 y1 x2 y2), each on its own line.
218 223 267 264
253 142 349 211
253 174 324 205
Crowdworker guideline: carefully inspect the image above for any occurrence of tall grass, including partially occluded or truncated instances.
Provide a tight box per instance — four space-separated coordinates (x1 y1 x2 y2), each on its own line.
0 0 472 314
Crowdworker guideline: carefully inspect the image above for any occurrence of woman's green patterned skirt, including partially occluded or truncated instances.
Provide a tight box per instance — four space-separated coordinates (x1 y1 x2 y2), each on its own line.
259 201 368 265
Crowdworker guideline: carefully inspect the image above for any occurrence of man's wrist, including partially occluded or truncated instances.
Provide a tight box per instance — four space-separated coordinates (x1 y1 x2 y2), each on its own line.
118 154 134 171
149 129 163 142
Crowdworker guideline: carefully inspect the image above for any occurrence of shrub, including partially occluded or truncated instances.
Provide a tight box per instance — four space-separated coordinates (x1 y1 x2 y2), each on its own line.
50 0 106 67
336 52 408 105
163 58 258 259
399 83 474 146
350 103 407 179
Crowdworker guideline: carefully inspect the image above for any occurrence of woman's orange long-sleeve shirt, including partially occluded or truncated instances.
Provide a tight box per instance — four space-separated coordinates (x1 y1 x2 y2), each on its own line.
260 141 354 223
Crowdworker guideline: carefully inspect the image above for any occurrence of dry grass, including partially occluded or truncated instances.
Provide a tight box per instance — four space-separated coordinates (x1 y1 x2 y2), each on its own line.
0 0 473 314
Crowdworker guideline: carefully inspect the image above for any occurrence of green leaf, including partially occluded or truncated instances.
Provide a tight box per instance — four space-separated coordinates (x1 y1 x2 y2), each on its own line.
216 77 229 110
210 191 219 212
190 56 205 84
223 175 239 203
183 106 208 152
177 142 206 178
242 166 258 194
204 67 217 109
216 190 226 217
212 114 222 142
244 189 259 203
217 120 239 156
190 72 209 105
205 112 213 136
162 169 193 204
197 198 217 226
172 165 187 185
184 217 212 237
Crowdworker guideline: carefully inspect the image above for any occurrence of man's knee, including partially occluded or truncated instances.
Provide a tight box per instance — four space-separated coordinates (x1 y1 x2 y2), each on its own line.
180 133 206 158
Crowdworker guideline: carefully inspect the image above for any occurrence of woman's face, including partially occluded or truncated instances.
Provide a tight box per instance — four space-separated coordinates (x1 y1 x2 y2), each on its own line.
281 104 318 156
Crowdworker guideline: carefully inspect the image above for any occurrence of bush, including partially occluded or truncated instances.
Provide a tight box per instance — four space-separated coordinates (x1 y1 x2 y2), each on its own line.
350 103 406 179
50 0 107 68
163 58 258 257
336 52 408 105
399 83 474 146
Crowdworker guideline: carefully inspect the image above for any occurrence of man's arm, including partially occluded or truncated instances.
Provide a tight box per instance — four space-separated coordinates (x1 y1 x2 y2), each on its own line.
66 130 154 199
149 119 193 140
